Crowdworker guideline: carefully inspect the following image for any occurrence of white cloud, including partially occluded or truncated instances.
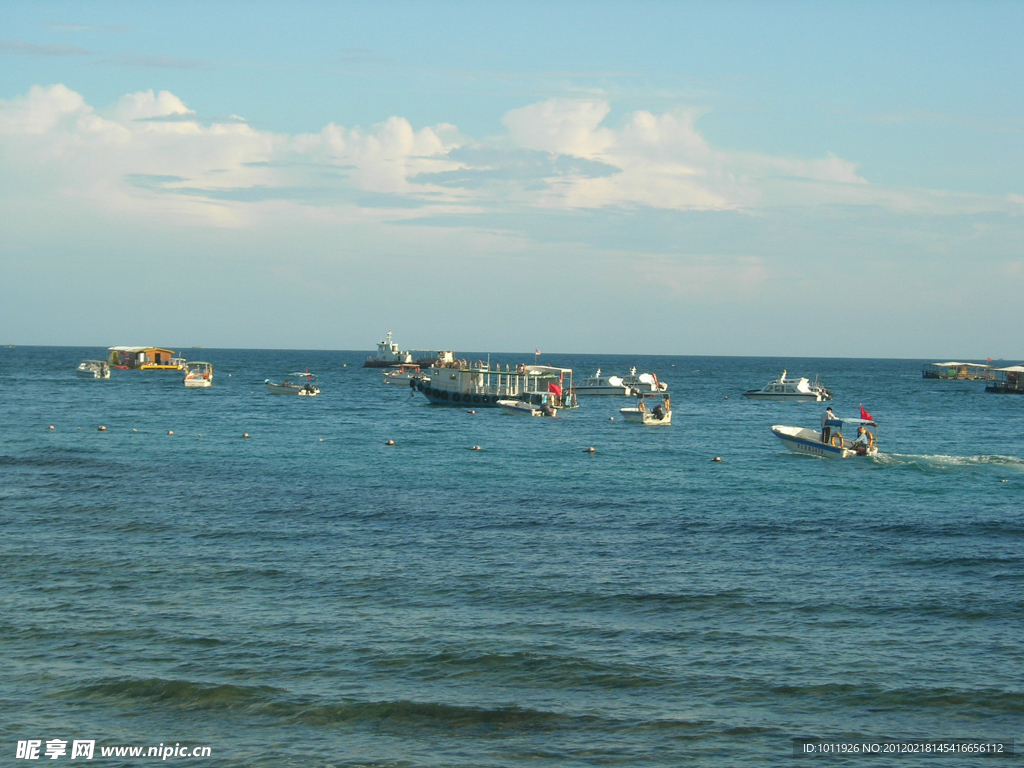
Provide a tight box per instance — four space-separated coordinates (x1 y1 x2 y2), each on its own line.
0 85 1018 235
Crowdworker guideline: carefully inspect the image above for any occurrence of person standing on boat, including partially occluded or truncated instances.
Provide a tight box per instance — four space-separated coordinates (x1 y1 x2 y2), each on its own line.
821 407 836 443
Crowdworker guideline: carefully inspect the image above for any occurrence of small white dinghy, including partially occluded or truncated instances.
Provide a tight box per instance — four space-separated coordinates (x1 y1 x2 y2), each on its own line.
619 393 672 425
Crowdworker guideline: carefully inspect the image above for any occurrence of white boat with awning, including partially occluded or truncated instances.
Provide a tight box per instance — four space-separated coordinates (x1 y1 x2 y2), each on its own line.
772 416 877 458
183 361 213 388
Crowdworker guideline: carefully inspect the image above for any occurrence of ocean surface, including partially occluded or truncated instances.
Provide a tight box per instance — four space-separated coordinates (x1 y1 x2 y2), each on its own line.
2 346 1022 767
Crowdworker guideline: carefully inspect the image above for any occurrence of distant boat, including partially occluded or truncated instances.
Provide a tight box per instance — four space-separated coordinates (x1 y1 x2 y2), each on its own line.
364 331 414 368
183 361 213 388
108 346 185 371
75 360 111 379
575 367 668 396
743 370 831 401
265 372 320 396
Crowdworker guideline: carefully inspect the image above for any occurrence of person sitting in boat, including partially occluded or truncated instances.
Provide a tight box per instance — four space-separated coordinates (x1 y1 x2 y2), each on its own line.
652 403 666 420
851 426 871 454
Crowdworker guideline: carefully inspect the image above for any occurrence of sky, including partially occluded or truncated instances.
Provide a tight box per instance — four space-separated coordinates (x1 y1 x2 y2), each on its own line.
1 0 1022 358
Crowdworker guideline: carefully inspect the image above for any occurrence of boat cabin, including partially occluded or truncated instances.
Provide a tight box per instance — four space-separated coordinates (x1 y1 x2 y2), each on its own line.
986 365 1024 394
109 346 185 370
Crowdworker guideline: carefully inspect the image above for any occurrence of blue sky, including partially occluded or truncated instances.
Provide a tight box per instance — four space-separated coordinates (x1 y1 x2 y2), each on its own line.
1 1 1022 357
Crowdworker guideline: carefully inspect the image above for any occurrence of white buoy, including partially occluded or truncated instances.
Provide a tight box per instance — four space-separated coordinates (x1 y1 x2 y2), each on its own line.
167 430 174 435
132 429 137 433
609 416 614 421
467 410 476 414
712 456 723 462
243 433 250 438
98 425 106 431
584 446 596 453
471 445 482 451
48 425 55 430
386 439 395 446
318 438 324 442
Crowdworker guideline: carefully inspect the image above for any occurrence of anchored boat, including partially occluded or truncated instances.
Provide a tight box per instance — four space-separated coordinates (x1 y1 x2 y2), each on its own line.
75 360 111 379
183 361 213 388
575 367 668 396
743 370 831 401
265 372 320 396
619 393 672 425
411 362 576 409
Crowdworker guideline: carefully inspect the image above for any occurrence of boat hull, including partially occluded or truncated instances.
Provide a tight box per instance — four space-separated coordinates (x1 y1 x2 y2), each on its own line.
184 378 212 388
620 407 672 425
771 425 876 458
743 392 826 402
498 400 556 417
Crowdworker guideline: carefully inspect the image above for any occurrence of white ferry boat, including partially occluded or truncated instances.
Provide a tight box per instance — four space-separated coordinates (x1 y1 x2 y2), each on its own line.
411 362 576 408
364 331 414 368
743 370 831 401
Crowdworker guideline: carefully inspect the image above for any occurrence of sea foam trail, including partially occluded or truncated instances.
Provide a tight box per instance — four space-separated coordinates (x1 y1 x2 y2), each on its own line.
874 453 1024 472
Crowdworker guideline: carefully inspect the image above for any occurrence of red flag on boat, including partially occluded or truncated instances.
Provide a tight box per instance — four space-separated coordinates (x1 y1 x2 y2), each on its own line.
860 404 874 422
548 382 562 397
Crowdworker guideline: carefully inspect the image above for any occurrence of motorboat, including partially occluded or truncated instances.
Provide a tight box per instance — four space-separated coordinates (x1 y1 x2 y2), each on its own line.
619 393 672 425
575 367 668 396
743 370 831 401
497 390 559 417
76 360 111 379
382 364 424 386
265 372 320 396
771 416 877 459
183 361 213 388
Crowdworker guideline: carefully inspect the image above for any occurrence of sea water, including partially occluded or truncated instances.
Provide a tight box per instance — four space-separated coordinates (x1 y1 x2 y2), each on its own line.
1 346 1021 766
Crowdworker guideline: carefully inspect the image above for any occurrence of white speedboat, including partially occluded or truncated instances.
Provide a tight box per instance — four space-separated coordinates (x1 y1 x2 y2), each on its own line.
265 372 320 396
382 364 424 386
575 367 668 396
619 393 672 425
497 391 558 417
743 370 831 401
76 360 111 379
183 361 213 388
771 416 877 458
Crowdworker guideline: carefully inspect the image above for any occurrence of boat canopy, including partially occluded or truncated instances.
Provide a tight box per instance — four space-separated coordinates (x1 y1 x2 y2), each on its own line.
825 417 876 428
995 365 1024 373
